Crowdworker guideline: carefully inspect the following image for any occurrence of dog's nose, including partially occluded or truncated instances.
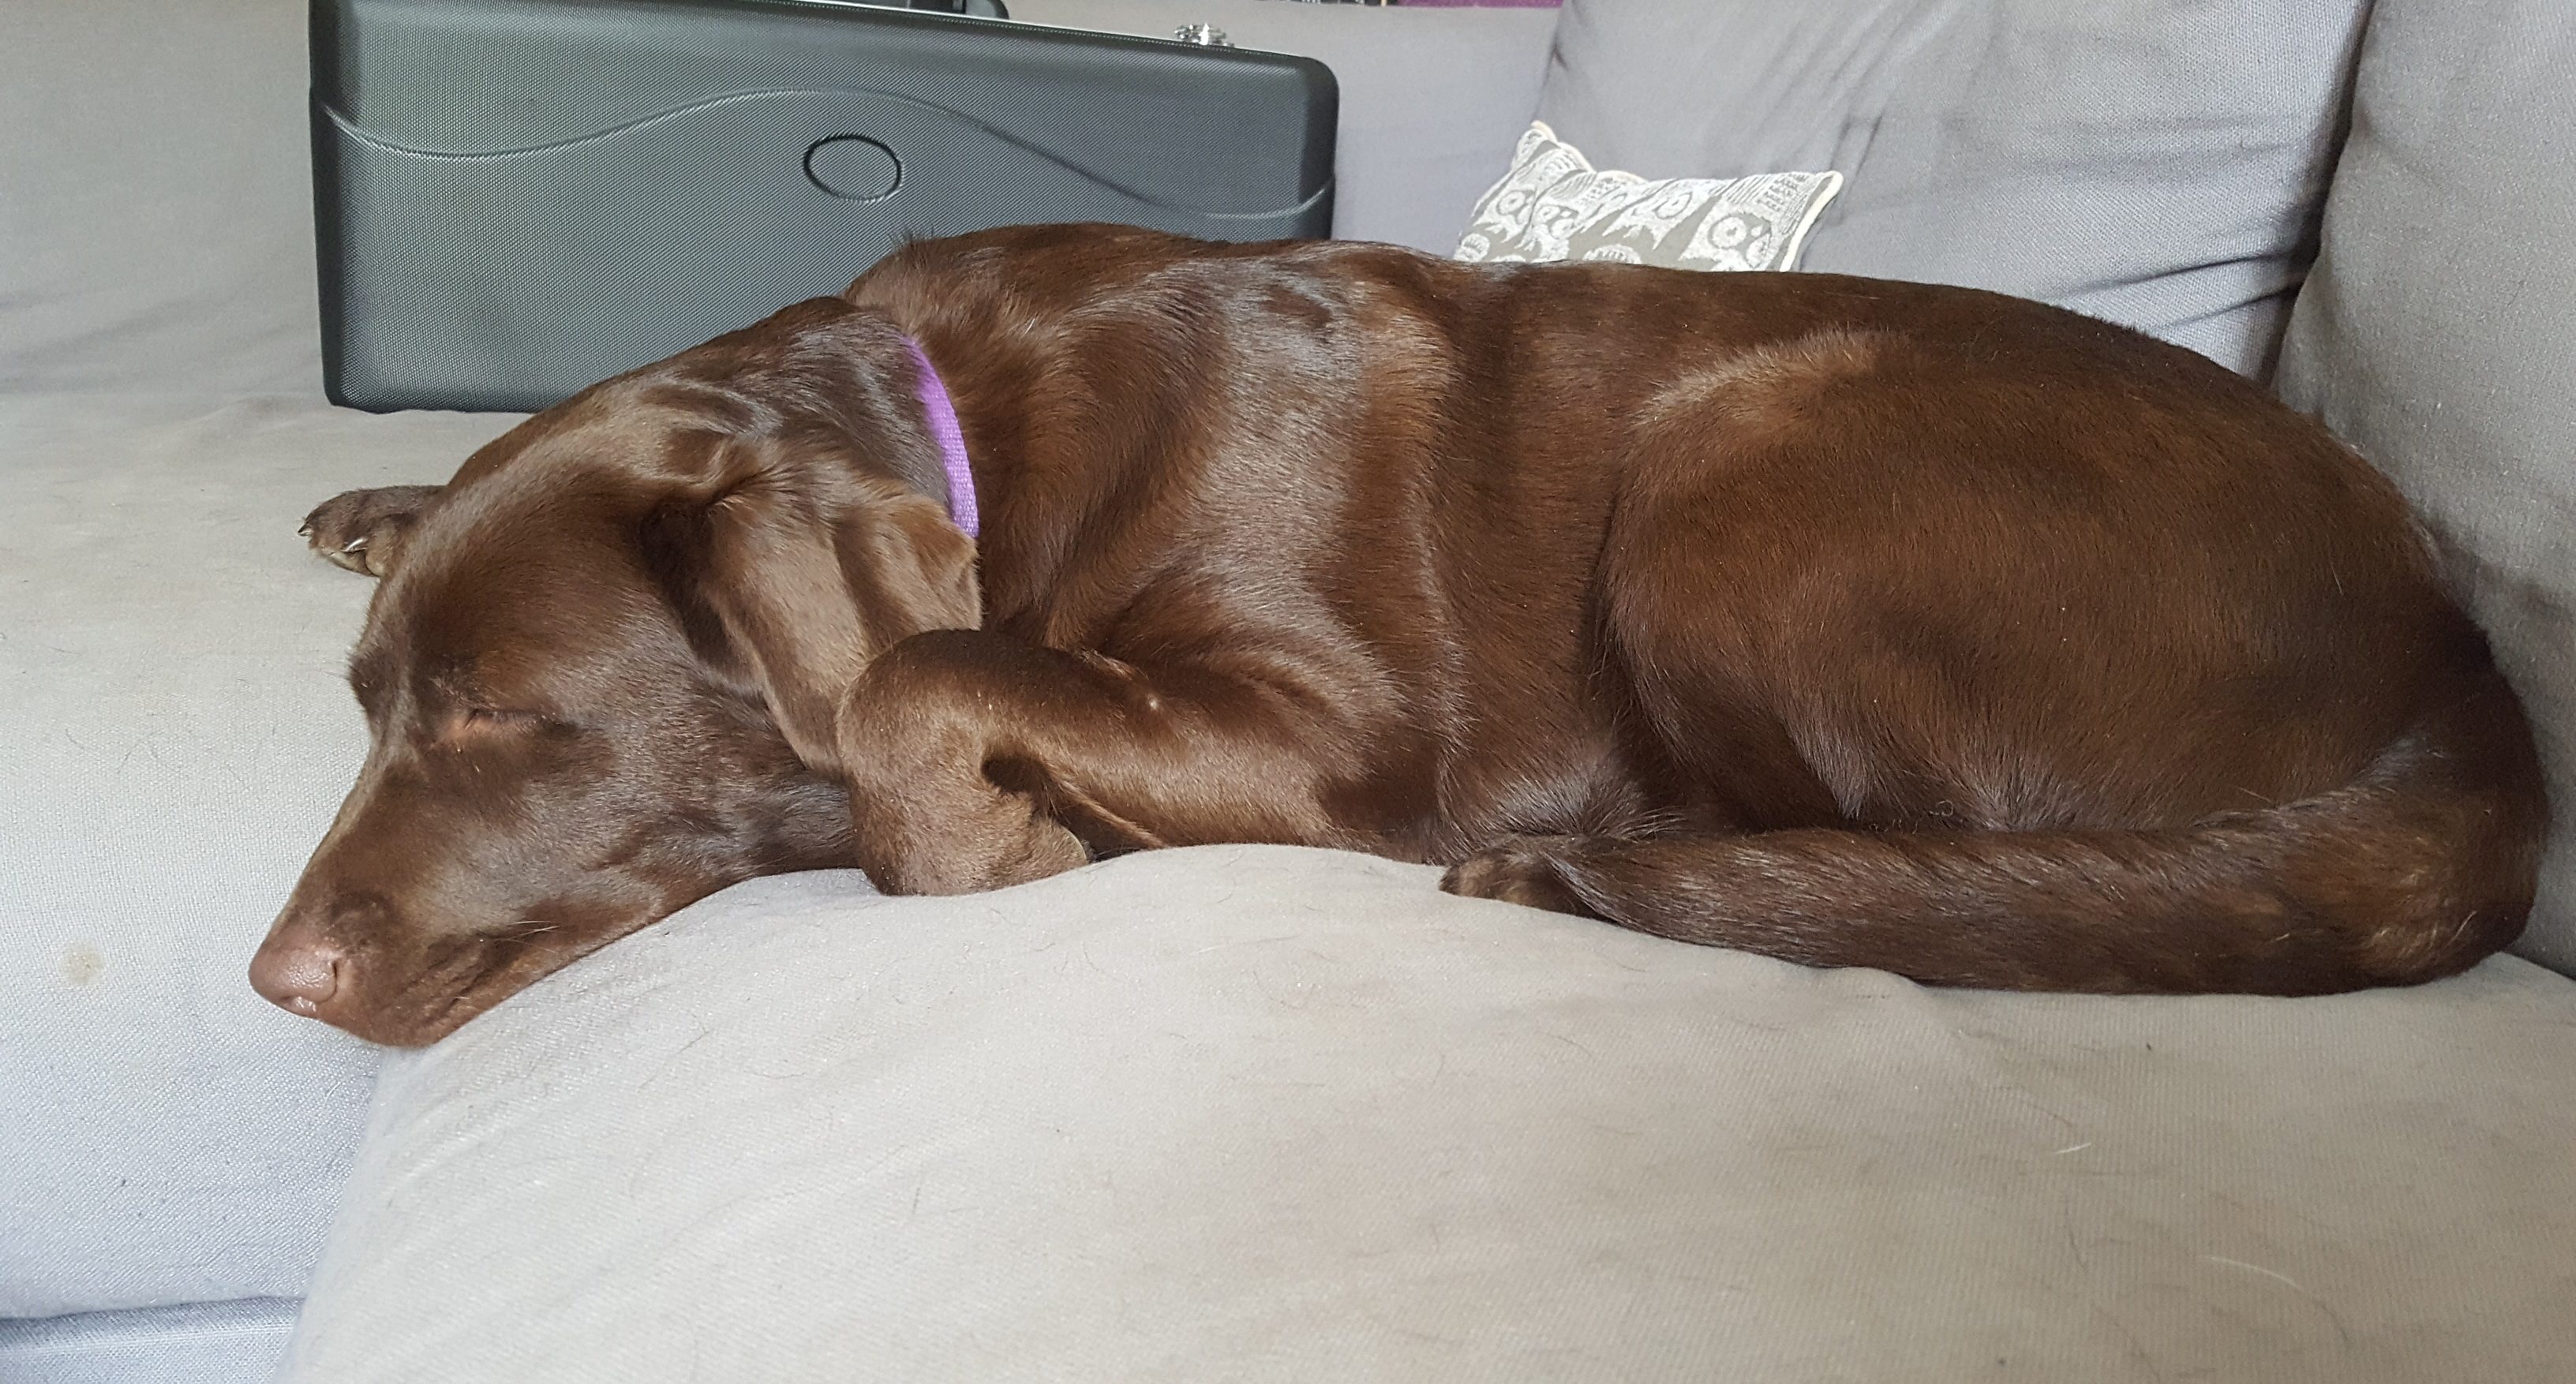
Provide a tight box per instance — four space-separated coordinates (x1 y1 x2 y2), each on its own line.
249 926 351 1017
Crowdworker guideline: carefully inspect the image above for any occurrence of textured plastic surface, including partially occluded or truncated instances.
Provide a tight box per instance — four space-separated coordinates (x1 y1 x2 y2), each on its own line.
313 0 1336 411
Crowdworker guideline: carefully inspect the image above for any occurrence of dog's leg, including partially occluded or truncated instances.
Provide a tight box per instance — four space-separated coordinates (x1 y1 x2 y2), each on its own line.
835 630 1362 895
1436 744 2536 995
300 485 445 577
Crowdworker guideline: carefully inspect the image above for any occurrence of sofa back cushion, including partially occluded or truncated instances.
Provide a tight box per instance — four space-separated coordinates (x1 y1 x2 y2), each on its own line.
0 0 323 396
1534 0 2368 377
2275 0 2576 977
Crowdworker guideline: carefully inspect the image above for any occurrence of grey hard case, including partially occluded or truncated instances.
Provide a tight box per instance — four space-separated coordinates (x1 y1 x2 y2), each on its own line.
313 0 1337 410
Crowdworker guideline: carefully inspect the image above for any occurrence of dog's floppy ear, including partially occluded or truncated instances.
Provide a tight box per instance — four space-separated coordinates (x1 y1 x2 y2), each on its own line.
650 451 979 776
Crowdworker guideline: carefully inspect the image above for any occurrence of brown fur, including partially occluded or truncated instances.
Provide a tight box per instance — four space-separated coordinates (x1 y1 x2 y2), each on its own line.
254 224 2548 1045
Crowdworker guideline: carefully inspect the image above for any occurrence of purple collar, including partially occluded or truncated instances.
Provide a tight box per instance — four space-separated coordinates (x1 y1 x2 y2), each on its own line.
904 337 978 538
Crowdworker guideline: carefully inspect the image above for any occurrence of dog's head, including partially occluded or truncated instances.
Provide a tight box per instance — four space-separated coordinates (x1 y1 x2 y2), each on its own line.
251 300 980 1045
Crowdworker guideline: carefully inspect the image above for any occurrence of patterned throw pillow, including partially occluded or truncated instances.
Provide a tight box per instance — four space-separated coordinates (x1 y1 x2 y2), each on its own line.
1455 122 1842 271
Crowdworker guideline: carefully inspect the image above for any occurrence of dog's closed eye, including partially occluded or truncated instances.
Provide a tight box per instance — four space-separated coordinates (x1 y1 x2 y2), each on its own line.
444 707 548 742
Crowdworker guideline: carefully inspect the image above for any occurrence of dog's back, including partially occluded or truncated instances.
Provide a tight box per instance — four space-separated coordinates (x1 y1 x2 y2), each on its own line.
851 228 2545 992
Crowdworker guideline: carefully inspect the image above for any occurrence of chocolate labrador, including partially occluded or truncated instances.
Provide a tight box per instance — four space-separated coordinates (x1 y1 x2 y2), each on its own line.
253 224 2546 1045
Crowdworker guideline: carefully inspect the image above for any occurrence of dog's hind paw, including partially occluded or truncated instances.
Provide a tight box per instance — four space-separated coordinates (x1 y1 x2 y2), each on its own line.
1441 837 1591 916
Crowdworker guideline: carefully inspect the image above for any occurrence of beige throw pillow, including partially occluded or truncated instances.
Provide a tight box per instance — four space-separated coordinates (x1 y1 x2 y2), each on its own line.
1456 121 1841 271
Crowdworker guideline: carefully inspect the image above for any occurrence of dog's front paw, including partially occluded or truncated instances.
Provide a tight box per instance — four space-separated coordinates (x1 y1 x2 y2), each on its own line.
301 485 443 577
1442 837 1591 915
856 776 1091 896
988 806 1092 891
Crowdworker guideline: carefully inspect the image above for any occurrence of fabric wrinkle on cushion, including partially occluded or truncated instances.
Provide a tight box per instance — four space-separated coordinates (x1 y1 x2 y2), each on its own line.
0 1296 301 1383
2275 0 2576 975
1535 0 2369 377
281 846 2576 1382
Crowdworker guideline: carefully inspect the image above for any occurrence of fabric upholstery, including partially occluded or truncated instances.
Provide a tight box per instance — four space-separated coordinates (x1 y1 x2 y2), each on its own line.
2274 0 2576 978
0 397 519 1316
0 0 323 396
0 1298 298 1384
282 847 2576 1382
1535 0 2368 377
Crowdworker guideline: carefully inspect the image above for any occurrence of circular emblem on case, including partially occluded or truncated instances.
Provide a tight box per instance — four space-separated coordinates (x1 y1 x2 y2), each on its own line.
804 136 902 201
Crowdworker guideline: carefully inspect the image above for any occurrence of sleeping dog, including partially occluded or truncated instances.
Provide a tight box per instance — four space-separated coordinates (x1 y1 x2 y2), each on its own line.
253 224 2544 1045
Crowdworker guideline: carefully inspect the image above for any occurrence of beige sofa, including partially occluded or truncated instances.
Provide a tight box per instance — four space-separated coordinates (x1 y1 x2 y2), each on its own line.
3 0 2570 1378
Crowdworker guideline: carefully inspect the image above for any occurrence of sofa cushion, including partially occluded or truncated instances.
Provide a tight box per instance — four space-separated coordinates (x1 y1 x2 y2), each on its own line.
0 396 518 1316
2274 0 2576 977
1534 0 2368 377
0 0 320 396
279 847 2576 1381
0 1298 298 1384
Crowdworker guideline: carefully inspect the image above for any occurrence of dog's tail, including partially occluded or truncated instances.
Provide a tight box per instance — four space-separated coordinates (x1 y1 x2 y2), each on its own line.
1455 671 2547 993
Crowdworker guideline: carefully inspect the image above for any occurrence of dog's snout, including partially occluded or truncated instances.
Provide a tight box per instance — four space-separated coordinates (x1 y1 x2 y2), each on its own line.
249 922 353 1018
